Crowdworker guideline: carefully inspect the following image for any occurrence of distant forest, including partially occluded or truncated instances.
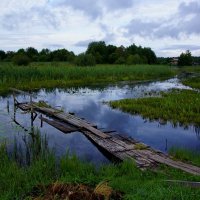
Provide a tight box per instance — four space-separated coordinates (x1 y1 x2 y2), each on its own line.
0 41 199 66
0 41 157 65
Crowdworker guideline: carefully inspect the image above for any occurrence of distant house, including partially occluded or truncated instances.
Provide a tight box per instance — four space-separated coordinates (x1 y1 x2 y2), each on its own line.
170 57 178 66
192 62 199 66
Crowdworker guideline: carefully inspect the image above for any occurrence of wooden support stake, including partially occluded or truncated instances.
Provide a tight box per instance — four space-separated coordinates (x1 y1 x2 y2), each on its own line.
40 114 43 127
7 100 9 113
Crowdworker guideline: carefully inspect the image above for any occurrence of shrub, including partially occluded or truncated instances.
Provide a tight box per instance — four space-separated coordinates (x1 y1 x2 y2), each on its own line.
115 56 125 64
13 54 31 66
126 54 142 65
75 53 96 67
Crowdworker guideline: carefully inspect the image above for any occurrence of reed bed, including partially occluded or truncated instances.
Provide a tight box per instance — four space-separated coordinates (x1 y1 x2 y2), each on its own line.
0 62 174 94
182 77 200 89
109 90 200 126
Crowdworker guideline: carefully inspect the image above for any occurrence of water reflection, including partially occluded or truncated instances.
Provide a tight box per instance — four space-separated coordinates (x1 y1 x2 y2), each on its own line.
0 78 200 165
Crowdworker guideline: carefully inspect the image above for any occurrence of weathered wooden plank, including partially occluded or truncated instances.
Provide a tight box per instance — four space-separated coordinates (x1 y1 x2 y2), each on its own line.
165 180 200 188
39 116 79 133
83 131 125 153
32 104 110 139
10 88 31 96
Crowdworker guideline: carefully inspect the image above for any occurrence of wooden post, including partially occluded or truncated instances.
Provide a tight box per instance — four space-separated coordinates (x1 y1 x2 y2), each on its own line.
40 114 43 127
7 100 9 113
165 139 168 151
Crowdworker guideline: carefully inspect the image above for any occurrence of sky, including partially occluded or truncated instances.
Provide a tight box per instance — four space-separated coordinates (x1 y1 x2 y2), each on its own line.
0 0 200 57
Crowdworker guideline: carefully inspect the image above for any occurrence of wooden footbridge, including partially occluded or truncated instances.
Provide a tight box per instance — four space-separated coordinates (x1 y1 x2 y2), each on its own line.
11 88 200 176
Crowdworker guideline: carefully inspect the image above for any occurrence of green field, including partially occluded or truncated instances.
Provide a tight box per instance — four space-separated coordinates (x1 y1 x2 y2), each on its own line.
109 90 200 126
0 62 175 95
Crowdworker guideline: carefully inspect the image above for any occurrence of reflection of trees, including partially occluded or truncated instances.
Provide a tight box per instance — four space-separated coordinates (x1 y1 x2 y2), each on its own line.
194 126 200 140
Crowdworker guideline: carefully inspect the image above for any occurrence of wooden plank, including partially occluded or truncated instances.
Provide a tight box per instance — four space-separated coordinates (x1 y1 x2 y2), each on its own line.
10 88 31 96
83 131 125 153
32 104 110 139
165 180 200 188
39 116 79 134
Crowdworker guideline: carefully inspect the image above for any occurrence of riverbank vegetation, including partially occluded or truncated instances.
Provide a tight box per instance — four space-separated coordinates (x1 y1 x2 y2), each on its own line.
182 77 200 89
1 131 200 200
109 90 200 127
0 63 175 95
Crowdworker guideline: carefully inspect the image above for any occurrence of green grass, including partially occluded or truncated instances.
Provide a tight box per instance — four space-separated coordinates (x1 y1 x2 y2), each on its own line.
0 62 175 95
169 148 200 167
178 66 200 74
109 90 200 126
182 77 200 89
176 66 200 89
1 140 200 200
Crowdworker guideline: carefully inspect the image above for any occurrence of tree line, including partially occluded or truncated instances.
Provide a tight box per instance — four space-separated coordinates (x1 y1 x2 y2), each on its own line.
157 50 200 66
0 41 157 66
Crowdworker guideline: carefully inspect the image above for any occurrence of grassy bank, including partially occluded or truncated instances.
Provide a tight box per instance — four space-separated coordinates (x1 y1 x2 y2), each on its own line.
177 66 200 89
0 62 175 95
109 90 200 126
1 142 200 200
182 77 200 89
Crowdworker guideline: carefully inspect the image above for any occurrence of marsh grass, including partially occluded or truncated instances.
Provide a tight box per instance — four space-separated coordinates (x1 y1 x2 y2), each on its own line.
109 90 200 126
182 77 200 89
1 129 200 199
169 148 200 167
0 62 175 95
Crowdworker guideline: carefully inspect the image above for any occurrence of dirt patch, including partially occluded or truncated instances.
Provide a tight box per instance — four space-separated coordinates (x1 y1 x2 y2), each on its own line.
28 182 123 200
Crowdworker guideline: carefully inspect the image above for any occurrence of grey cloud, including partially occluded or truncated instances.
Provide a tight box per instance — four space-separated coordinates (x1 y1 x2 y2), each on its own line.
75 39 94 47
54 0 102 19
125 1 200 39
179 1 200 15
54 0 134 19
99 23 116 43
102 0 134 10
0 5 59 31
46 44 64 49
162 44 200 51
125 19 160 37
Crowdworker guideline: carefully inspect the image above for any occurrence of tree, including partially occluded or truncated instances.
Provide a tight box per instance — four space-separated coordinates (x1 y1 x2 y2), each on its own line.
4 51 15 61
0 50 6 61
13 54 30 66
51 49 70 62
75 53 96 66
105 45 117 64
126 54 142 65
26 47 38 61
86 41 107 64
178 50 193 66
39 49 51 62
142 47 157 64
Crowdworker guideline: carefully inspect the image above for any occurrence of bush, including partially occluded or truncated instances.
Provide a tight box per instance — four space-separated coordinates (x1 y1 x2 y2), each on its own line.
115 56 125 64
13 54 31 66
75 53 96 66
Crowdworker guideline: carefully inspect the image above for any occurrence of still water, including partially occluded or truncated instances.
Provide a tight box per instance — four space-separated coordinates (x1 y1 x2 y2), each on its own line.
0 78 199 165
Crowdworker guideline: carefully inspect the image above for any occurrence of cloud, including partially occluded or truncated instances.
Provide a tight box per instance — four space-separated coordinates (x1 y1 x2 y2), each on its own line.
46 44 64 49
75 39 94 47
0 5 59 31
52 0 102 19
52 0 134 19
162 44 200 51
125 1 200 39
